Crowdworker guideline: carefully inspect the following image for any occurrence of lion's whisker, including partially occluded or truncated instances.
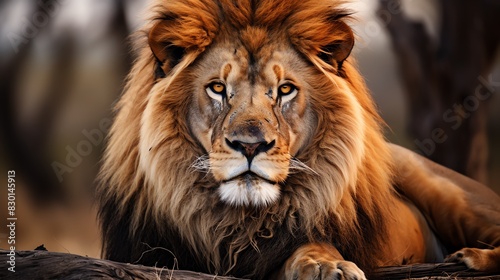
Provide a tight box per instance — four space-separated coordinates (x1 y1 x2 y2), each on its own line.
289 157 318 176
191 155 211 173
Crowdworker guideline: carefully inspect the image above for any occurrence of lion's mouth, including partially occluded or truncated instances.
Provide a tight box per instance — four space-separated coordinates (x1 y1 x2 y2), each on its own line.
223 171 277 185
218 171 281 207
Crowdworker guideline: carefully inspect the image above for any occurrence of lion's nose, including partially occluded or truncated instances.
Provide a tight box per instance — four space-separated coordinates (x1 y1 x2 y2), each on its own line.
225 139 275 162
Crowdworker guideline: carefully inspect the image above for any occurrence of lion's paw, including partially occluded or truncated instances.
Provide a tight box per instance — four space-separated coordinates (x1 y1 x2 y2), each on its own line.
445 247 500 273
282 244 366 280
288 259 366 280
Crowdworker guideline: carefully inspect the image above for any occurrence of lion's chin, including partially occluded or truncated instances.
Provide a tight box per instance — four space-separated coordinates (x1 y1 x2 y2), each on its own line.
218 174 280 207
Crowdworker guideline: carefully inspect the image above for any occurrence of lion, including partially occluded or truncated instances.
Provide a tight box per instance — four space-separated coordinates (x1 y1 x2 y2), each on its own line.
97 0 500 279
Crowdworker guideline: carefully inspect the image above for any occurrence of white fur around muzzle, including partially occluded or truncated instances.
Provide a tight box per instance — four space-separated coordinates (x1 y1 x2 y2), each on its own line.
218 178 280 207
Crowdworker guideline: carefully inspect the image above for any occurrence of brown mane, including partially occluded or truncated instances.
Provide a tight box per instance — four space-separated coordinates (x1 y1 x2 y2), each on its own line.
98 0 397 278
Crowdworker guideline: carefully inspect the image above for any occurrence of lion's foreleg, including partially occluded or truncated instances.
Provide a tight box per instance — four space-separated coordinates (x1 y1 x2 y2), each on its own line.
273 243 366 280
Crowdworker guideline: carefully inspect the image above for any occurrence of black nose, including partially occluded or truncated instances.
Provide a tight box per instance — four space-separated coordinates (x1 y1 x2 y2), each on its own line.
225 139 275 162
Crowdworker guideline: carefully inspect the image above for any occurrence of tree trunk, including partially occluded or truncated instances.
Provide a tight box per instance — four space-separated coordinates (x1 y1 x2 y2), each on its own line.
378 0 500 184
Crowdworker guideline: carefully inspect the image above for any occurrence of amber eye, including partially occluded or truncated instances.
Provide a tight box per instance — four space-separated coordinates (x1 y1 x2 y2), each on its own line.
278 84 296 96
209 82 226 95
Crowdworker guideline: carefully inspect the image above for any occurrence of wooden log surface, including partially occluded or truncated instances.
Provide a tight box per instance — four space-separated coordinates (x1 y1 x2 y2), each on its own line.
1 250 499 279
0 250 244 280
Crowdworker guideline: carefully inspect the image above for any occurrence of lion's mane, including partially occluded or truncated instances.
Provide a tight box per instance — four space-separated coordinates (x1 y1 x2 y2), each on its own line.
98 0 396 278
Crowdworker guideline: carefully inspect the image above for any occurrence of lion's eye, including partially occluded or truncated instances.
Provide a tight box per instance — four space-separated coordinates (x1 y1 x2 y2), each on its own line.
206 82 227 104
208 82 226 95
277 83 298 104
278 84 296 96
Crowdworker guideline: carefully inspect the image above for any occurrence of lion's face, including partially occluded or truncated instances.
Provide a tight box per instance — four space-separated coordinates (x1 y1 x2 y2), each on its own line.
137 1 360 211
188 41 316 207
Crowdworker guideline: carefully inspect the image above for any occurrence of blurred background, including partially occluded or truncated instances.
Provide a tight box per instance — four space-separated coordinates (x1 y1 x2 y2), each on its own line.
1 0 499 259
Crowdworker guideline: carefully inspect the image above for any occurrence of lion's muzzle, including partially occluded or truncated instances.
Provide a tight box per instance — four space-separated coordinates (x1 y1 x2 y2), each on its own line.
210 114 288 207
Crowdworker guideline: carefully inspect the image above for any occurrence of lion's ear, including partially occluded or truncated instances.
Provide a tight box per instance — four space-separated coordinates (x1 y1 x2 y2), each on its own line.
149 20 186 76
318 21 355 70
148 17 215 77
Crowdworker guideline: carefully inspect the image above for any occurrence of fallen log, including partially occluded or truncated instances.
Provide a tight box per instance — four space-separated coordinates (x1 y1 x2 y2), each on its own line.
0 250 498 279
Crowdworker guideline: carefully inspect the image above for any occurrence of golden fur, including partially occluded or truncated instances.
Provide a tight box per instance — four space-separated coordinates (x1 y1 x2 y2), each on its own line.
98 0 500 279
